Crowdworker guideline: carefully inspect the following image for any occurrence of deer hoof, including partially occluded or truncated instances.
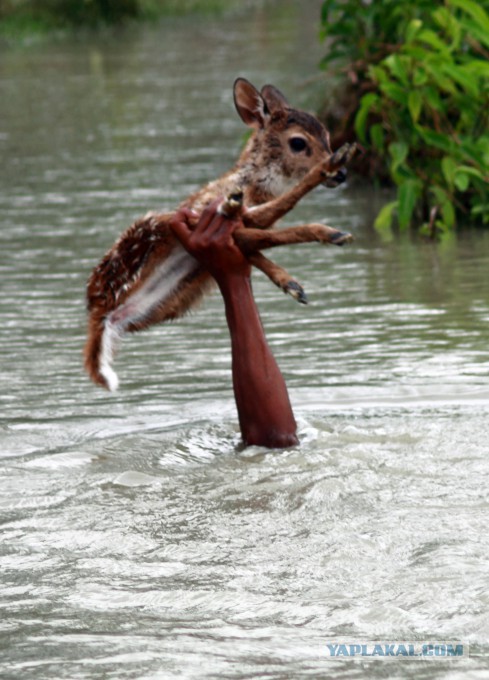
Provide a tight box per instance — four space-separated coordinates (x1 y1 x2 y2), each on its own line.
329 143 357 171
330 230 354 245
284 281 308 304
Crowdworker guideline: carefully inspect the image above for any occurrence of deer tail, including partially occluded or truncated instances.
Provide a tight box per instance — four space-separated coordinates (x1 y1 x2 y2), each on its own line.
84 312 122 392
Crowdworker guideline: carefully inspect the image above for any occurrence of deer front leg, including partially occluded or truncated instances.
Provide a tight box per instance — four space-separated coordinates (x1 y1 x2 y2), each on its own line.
235 222 354 253
243 143 356 229
248 252 308 304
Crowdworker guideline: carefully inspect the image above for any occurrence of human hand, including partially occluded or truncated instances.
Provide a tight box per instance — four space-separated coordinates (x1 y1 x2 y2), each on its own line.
169 199 251 282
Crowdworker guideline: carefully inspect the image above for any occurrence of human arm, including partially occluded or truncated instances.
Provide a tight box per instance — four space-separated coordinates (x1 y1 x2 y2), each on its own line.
170 202 298 448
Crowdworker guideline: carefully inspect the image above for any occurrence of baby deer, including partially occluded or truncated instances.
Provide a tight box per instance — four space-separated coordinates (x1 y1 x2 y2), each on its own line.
85 77 356 391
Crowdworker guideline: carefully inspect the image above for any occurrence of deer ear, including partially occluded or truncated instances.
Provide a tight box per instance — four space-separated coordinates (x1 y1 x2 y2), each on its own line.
260 84 289 115
233 78 268 129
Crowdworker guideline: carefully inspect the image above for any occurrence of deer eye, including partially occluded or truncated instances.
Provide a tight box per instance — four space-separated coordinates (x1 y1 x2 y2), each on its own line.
289 137 307 152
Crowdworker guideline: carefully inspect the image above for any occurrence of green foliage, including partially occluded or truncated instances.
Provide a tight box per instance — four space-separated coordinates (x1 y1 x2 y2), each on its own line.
321 0 489 234
0 0 140 31
47 0 140 26
0 0 239 35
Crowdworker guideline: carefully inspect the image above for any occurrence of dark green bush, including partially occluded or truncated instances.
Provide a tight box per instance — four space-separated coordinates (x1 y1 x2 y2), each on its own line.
47 0 140 26
321 0 489 234
0 0 239 29
0 0 140 28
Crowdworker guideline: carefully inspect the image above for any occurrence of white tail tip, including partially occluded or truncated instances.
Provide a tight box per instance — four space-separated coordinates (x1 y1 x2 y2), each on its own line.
100 364 119 392
99 318 122 391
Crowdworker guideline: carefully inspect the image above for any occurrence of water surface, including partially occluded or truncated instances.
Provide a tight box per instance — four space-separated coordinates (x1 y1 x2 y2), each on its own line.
1 3 488 678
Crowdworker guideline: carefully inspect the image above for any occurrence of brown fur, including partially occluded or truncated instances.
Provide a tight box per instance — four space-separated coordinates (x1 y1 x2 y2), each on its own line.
85 78 355 389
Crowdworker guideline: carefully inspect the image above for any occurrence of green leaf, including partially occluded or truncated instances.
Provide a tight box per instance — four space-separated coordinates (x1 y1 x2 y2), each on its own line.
458 165 486 181
459 139 487 167
442 156 458 186
370 123 385 151
454 172 470 191
389 142 409 173
472 203 489 223
417 28 449 53
442 62 479 97
454 165 486 190
448 0 489 37
412 66 428 86
424 86 446 113
458 16 489 49
321 0 339 26
424 62 457 94
369 64 389 86
432 7 461 48
374 200 398 232
405 18 422 42
441 200 456 228
431 186 456 228
379 82 407 104
464 60 489 78
408 91 422 123
416 126 455 153
398 180 420 229
354 92 379 143
404 45 430 62
385 54 409 85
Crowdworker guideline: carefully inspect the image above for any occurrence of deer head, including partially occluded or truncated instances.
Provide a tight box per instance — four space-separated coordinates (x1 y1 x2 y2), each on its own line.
233 78 347 197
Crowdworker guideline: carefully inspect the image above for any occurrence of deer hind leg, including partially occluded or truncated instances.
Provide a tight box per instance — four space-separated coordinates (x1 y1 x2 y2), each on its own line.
243 143 356 229
235 223 354 253
248 252 308 304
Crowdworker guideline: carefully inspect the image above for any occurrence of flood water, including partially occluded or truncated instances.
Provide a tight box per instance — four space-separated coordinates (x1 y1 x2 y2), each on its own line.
1 2 489 678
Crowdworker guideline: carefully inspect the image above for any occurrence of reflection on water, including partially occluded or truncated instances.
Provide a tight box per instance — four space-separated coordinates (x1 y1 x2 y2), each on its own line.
1 2 489 678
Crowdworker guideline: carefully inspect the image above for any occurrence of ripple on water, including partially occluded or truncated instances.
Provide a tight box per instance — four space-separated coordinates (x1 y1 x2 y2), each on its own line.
2 2 489 676
2 410 488 678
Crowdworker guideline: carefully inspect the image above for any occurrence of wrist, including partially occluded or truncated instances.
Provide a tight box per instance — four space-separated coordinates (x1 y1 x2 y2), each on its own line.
214 269 252 296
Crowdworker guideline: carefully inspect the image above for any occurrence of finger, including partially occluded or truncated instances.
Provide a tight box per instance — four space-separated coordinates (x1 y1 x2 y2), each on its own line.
194 198 222 235
172 207 199 229
173 207 198 222
198 200 238 242
169 212 193 245
207 212 237 241
214 213 243 240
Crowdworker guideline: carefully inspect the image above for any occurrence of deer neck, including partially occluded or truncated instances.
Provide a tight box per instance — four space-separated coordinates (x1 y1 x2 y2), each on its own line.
231 163 278 206
230 161 297 208
182 135 294 212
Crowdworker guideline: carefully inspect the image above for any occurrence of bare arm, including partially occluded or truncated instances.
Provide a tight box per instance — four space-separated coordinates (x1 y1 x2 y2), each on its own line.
170 202 298 448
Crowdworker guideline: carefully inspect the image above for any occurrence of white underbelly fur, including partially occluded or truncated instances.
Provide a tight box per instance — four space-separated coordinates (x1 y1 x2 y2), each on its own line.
99 244 198 391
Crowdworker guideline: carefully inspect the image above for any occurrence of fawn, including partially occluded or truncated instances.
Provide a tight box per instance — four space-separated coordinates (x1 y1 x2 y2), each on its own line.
85 77 356 391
